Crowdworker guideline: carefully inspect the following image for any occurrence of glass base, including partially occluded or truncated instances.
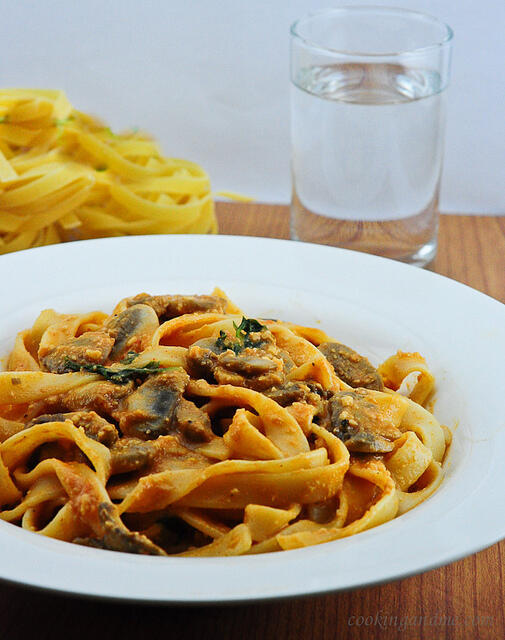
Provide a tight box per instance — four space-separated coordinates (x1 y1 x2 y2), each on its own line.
291 195 439 268
400 236 437 267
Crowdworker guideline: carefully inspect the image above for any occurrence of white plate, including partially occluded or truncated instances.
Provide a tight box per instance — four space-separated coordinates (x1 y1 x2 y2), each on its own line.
0 234 504 604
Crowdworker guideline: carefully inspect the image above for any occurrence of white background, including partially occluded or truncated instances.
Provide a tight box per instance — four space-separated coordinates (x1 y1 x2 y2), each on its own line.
1 0 503 213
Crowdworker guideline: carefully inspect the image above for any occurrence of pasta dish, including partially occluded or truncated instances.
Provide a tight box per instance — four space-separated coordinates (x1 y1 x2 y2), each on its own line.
0 289 450 556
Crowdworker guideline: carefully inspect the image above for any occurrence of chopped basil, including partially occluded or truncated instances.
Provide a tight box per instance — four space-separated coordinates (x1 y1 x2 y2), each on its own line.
215 317 267 354
64 357 165 384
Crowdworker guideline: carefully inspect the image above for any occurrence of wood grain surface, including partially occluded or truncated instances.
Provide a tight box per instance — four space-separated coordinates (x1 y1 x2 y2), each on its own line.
1 202 504 640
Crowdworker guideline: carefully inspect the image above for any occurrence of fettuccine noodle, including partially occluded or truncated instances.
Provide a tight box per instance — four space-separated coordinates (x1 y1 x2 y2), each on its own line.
0 289 450 556
0 89 217 255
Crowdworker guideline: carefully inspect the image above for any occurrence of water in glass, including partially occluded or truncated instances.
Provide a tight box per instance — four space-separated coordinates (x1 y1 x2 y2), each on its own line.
291 63 446 265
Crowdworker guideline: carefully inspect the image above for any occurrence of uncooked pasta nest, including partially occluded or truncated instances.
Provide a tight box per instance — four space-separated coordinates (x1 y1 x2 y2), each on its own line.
0 288 450 556
0 89 217 255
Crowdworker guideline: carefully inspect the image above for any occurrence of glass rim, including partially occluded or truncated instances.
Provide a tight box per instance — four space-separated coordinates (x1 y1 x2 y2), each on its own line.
290 6 454 58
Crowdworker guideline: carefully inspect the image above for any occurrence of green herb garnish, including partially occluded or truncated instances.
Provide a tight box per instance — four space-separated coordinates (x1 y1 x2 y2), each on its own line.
0 115 9 124
95 165 107 172
64 357 164 384
120 351 139 365
215 317 266 354
215 330 240 354
234 317 265 339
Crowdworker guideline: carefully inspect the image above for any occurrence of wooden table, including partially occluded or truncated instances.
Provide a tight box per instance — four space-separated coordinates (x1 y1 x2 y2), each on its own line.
1 203 504 640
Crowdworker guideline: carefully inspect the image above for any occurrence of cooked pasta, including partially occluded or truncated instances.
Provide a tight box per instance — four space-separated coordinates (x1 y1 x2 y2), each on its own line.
0 89 217 255
0 289 450 556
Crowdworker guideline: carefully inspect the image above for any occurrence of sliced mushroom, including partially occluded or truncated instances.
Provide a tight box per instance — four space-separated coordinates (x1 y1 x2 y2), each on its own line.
214 354 284 390
124 294 227 321
118 371 182 439
40 331 114 373
117 369 213 443
187 337 284 392
217 352 278 376
264 381 326 407
41 380 133 421
322 389 401 453
73 502 166 555
110 438 155 474
319 342 384 391
27 411 118 447
105 304 159 361
173 398 216 443
186 338 221 379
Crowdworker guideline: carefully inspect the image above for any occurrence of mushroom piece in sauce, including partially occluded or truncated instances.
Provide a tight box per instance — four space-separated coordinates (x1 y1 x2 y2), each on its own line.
40 331 115 373
319 342 384 391
320 389 401 453
124 294 227 321
117 369 213 444
105 304 159 361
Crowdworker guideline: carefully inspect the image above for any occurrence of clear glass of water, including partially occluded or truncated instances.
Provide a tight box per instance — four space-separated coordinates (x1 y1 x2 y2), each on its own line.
290 7 453 266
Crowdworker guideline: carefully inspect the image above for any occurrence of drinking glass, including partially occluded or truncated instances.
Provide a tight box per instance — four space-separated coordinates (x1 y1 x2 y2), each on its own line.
290 7 453 266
